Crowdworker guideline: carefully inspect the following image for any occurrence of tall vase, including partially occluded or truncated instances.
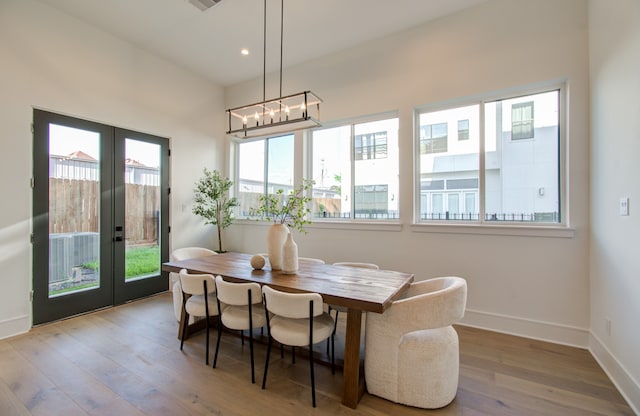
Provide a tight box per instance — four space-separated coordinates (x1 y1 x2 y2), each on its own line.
282 232 299 274
267 223 289 271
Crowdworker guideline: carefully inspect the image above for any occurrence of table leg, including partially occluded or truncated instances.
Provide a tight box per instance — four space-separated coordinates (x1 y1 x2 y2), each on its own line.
342 308 365 408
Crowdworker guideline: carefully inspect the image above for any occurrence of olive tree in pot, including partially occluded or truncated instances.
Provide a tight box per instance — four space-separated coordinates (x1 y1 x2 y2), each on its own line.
192 168 238 253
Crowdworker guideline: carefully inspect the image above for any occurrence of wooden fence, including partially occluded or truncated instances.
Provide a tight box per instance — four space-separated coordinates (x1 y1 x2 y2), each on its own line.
49 178 159 244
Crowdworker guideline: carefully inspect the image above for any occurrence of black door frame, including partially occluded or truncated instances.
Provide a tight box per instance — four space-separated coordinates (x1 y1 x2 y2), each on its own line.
113 127 170 304
32 109 169 324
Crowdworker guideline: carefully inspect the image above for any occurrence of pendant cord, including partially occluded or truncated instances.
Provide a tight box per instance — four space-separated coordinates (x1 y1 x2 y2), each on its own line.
279 0 283 98
262 0 266 103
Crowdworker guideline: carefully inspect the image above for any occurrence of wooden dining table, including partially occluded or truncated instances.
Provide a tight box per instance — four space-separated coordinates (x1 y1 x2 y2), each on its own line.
162 252 413 409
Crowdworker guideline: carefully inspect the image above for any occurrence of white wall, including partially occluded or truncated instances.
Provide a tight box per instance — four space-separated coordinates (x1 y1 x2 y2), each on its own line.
226 0 591 347
0 0 226 338
589 0 640 411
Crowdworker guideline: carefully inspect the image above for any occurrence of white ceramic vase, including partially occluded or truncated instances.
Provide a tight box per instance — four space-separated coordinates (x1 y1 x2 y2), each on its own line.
267 223 289 270
282 232 299 274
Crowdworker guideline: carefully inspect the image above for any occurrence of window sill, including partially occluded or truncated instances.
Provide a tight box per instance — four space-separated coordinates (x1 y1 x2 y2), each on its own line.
235 219 574 237
307 220 403 232
411 222 575 238
234 218 403 232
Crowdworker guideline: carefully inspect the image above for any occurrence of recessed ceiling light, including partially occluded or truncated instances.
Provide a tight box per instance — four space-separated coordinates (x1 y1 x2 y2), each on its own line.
241 48 249 56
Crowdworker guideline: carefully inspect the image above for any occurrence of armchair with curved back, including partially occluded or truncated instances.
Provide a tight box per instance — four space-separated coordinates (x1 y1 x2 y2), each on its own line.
364 276 467 409
170 247 217 322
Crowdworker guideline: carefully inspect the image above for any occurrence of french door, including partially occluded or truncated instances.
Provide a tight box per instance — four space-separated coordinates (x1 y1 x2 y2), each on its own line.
32 110 169 325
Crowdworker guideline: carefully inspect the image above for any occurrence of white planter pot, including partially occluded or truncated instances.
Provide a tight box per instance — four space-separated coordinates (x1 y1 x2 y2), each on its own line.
282 232 299 274
267 223 289 270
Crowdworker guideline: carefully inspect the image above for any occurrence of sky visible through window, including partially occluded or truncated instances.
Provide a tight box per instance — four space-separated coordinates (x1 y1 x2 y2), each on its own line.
49 124 160 168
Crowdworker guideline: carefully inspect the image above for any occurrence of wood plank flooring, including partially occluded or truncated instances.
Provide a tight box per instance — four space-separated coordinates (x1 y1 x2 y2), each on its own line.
0 293 633 415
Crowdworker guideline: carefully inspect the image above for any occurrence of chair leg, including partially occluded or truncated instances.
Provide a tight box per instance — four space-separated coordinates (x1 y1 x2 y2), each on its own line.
249 327 255 384
248 297 255 384
292 346 295 364
261 336 272 389
203 280 211 366
326 307 335 354
331 334 335 375
204 314 210 365
327 308 339 355
310 348 316 407
180 311 189 351
309 299 316 407
213 313 222 368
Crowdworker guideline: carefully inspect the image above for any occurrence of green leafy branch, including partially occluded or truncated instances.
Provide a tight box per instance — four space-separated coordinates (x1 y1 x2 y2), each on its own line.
251 179 314 233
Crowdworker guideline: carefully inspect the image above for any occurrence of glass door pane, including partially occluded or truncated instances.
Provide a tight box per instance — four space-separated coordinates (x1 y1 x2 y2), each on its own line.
33 110 168 323
48 124 101 297
113 128 169 305
448 193 460 217
124 139 161 281
33 110 114 325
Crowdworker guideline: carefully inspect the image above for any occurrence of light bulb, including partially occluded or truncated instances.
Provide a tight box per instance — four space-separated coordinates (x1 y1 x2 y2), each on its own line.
254 111 259 120
270 109 275 117
300 102 306 111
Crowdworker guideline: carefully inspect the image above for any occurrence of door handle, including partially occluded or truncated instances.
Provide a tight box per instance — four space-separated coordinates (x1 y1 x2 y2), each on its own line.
114 225 124 242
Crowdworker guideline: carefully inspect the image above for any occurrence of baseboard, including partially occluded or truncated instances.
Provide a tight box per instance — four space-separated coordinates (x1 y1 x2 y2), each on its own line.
460 308 590 348
0 314 30 340
589 332 640 415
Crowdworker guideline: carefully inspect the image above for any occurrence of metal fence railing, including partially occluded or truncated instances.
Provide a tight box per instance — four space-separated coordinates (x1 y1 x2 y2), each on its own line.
419 212 559 222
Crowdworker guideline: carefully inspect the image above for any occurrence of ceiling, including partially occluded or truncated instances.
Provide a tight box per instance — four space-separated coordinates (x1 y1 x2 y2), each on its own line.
36 0 488 87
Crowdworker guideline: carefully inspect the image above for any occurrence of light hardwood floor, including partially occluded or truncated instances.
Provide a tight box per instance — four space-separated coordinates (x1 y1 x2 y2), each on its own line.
0 293 633 415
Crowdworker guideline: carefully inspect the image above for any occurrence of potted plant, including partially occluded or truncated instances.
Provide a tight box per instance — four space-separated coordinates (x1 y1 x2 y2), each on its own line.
251 179 314 271
192 168 239 253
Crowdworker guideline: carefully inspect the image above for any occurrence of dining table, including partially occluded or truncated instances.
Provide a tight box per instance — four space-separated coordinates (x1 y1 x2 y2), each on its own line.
162 252 414 409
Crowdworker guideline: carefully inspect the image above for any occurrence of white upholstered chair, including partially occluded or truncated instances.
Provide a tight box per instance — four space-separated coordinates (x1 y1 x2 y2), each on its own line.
170 247 216 322
179 270 219 365
298 257 325 264
261 285 335 407
364 276 467 409
332 261 379 269
213 276 267 383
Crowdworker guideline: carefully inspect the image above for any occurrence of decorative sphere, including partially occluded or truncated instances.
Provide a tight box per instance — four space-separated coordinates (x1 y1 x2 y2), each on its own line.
250 254 266 270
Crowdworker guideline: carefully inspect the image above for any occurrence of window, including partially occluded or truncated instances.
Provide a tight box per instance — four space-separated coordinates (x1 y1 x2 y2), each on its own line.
312 116 399 220
355 131 388 160
355 184 388 216
420 122 448 154
458 119 469 140
416 88 560 224
511 101 534 140
236 134 294 217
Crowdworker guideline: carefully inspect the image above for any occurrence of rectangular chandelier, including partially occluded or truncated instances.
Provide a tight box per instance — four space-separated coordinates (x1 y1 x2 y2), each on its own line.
226 91 322 138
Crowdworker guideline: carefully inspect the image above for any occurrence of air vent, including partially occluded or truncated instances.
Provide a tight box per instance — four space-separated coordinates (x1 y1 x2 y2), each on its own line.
188 0 221 12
